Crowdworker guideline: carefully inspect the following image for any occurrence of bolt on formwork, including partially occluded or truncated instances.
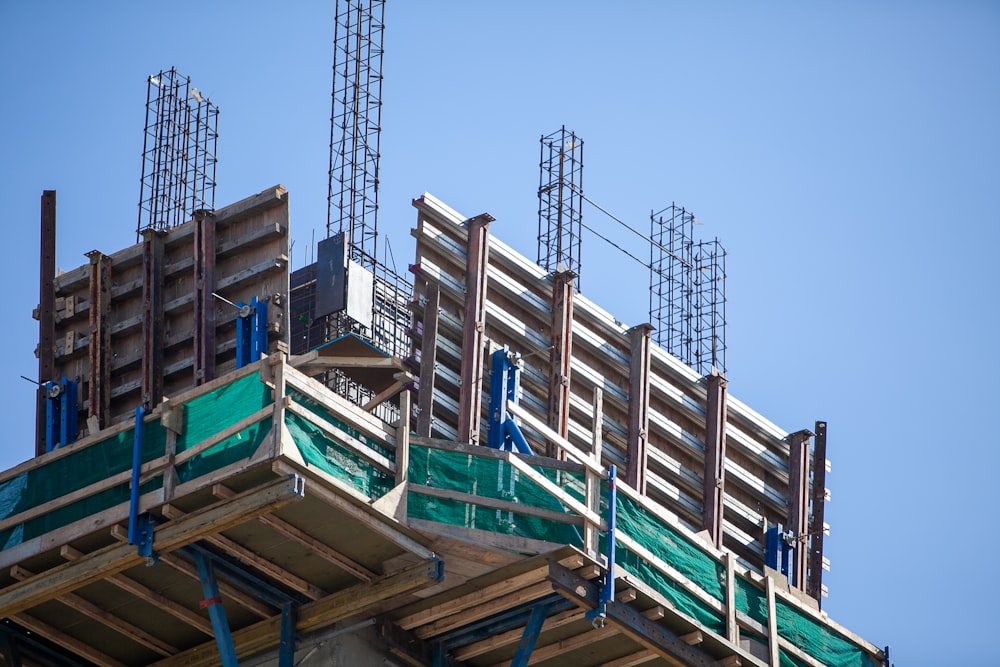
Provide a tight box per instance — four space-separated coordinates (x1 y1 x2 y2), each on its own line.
136 68 218 241
538 127 584 286
649 204 726 376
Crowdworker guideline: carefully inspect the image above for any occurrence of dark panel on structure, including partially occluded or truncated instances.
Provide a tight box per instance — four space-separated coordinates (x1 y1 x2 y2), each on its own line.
456 214 494 445
808 421 828 605
315 233 348 319
702 369 728 549
35 191 57 457
626 324 654 493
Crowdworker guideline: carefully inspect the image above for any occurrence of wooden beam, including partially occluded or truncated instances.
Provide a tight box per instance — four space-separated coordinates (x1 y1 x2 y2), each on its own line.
416 282 440 437
86 250 112 430
212 483 376 581
456 213 493 445
10 565 177 657
787 429 812 589
807 421 828 606
0 474 303 616
36 190 56 456
150 557 443 667
160 504 326 600
702 369 728 549
141 229 166 411
626 324 654 494
154 552 273 620
12 612 126 667
547 269 576 458
601 649 659 667
192 210 216 385
451 607 587 661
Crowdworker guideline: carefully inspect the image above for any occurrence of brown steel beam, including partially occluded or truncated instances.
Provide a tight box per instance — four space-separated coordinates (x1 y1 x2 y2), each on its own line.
787 429 812 589
193 210 217 385
456 213 494 445
547 269 576 458
36 191 57 457
141 230 166 410
86 250 112 430
702 369 728 549
416 282 440 438
807 420 828 606
626 324 654 493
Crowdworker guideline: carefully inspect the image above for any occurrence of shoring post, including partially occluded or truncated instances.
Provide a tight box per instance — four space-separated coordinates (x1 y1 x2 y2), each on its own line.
586 465 617 629
128 406 156 563
510 601 553 667
192 549 239 667
487 348 533 455
278 602 296 667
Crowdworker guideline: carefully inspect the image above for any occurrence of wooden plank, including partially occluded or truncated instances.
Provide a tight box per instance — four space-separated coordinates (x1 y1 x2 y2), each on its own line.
413 580 557 640
284 400 394 474
0 474 303 616
504 453 603 528
152 551 274 620
450 607 587 661
10 565 177 657
506 401 604 475
12 612 127 667
766 576 779 667
149 557 442 667
284 368 396 444
601 649 659 667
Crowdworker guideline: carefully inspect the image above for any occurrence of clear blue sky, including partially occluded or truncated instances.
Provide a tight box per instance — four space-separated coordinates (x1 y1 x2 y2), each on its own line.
1 2 997 665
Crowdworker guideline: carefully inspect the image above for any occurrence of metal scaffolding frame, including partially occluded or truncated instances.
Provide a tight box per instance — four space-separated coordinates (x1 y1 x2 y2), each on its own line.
537 126 584 285
136 67 218 241
650 204 727 376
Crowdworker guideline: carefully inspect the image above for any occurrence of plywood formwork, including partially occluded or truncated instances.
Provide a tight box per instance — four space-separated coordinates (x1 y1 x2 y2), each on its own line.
40 186 290 448
407 193 816 576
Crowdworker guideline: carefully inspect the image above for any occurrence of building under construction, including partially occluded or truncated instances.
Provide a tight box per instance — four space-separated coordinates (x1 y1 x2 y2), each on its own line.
0 2 888 666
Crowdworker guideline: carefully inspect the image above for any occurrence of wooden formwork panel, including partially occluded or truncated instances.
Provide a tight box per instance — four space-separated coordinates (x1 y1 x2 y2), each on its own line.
43 186 290 443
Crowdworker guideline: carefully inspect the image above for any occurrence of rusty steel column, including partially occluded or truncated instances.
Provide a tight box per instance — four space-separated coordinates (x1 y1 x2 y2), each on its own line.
193 210 217 386
86 250 112 430
142 230 166 411
702 369 728 549
807 420 829 606
547 269 576 458
35 191 57 456
456 213 494 445
626 323 654 493
416 282 440 438
787 428 813 589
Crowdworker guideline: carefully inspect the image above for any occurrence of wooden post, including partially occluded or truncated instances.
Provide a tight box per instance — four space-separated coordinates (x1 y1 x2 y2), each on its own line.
456 213 494 445
193 210 217 386
807 421 828 606
702 369 728 549
547 269 576 458
725 551 738 645
36 191 57 456
141 229 166 411
766 575 780 667
585 386 604 557
416 282 440 438
787 429 812 589
396 390 411 486
86 250 112 431
626 324 654 494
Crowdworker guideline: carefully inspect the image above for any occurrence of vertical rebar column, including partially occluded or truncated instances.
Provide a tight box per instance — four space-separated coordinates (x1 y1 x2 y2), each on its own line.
538 127 584 284
649 204 726 376
137 68 218 241
328 0 384 271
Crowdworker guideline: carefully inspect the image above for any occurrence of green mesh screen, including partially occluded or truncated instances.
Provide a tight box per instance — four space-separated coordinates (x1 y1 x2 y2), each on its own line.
407 445 585 546
0 419 166 550
287 389 393 460
777 599 881 667
735 576 769 627
285 411 394 499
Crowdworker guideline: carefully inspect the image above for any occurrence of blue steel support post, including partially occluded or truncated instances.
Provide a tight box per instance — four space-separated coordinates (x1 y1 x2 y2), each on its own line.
510 601 554 667
252 297 268 362
487 348 534 455
278 602 296 667
59 377 78 448
587 465 617 628
236 297 269 369
127 406 157 562
192 550 239 667
44 383 58 453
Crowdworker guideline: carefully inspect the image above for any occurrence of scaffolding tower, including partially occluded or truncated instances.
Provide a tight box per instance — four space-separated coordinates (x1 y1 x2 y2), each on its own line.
136 67 218 241
538 126 584 284
650 204 727 376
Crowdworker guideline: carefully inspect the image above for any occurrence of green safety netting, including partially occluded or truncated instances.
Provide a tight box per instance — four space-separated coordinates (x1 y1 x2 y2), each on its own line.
777 599 881 667
407 444 585 546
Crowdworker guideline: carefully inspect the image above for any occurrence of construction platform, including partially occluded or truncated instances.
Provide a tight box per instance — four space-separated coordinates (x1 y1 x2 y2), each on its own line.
2 188 886 666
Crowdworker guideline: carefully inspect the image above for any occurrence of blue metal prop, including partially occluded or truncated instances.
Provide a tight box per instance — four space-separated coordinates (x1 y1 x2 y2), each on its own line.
587 465 617 628
127 406 158 564
279 602 296 667
765 523 796 582
487 347 533 454
510 600 556 667
43 376 78 452
192 550 239 667
236 296 268 368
